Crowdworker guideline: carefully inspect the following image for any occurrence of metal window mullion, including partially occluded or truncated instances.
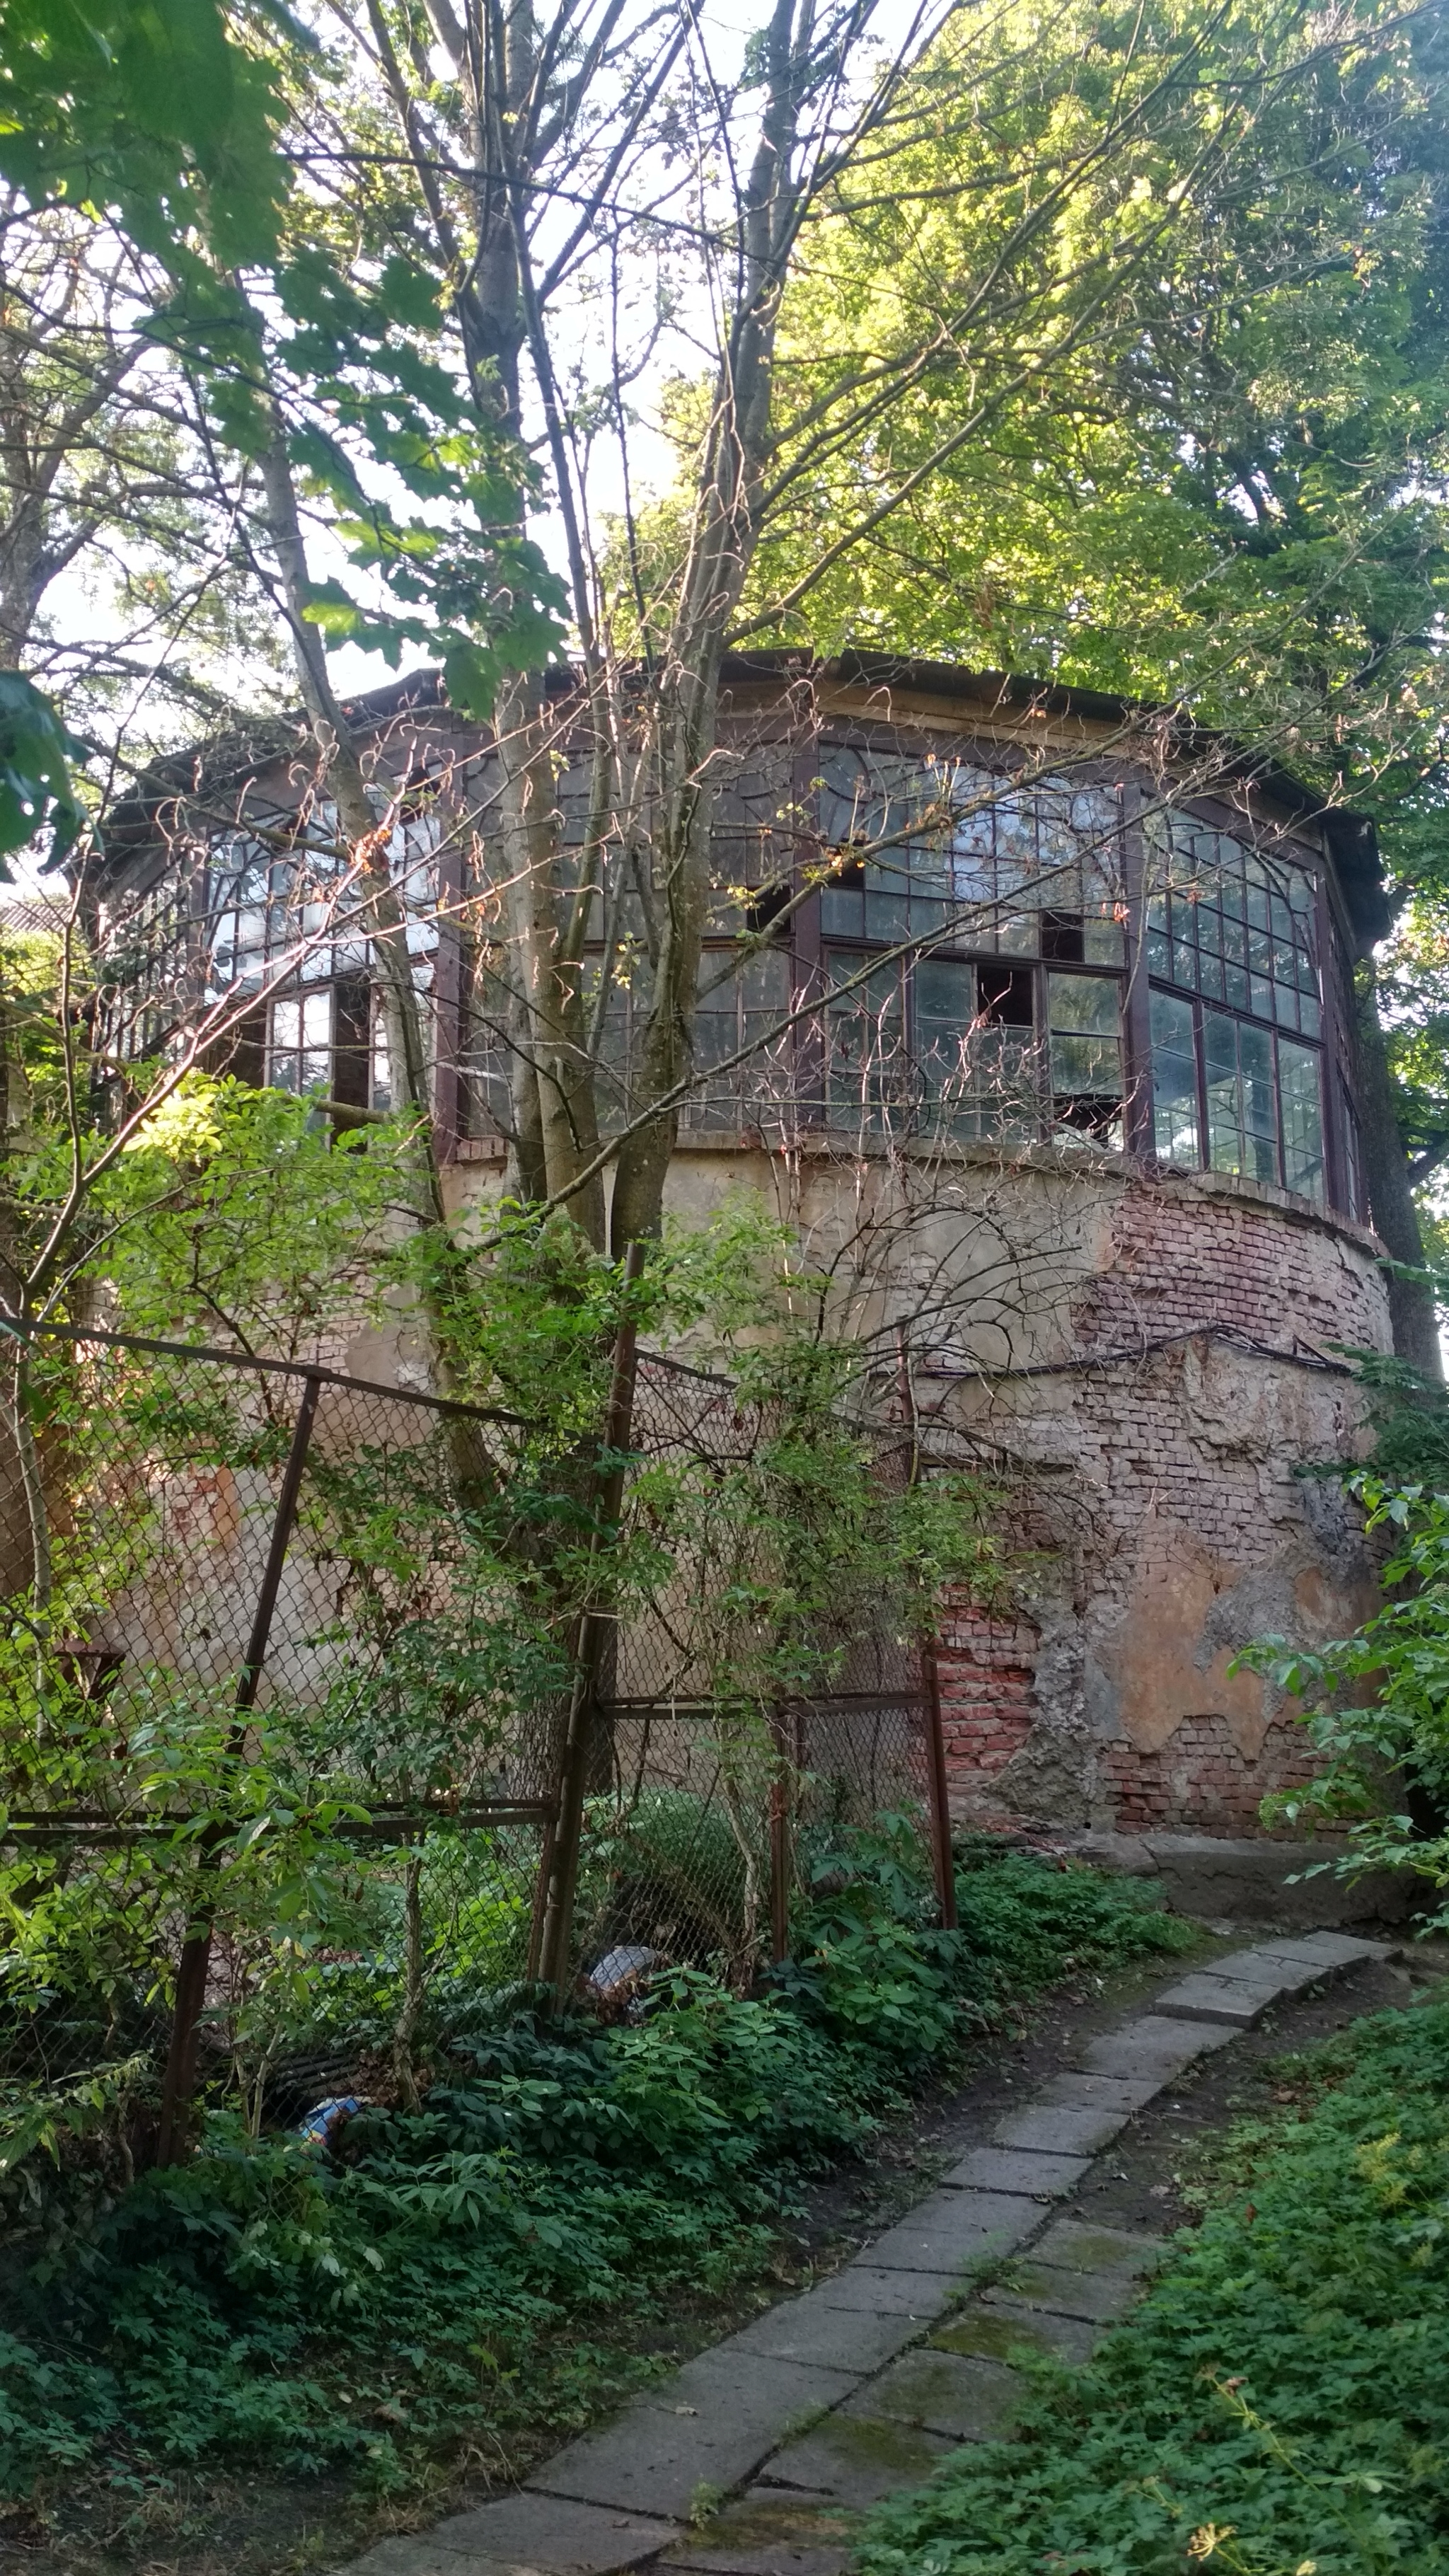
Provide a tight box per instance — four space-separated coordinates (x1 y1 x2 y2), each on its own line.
1121 782 1155 1160
1314 855 1349 1213
792 733 829 1126
1194 990 1211 1174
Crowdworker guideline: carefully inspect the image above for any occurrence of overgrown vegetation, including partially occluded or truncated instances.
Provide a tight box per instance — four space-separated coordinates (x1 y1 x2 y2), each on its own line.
0 1832 1186 2501
861 1990 1449 2576
1235 1473 1449 1912
0 1134 1008 2168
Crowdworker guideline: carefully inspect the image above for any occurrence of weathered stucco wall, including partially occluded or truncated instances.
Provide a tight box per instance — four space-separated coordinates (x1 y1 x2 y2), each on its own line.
446 1140 1392 1844
938 1165 1389 1837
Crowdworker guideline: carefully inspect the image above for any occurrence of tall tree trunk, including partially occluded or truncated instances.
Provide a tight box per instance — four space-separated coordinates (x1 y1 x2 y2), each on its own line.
608 0 804 1251
257 420 504 1501
1357 960 1443 1380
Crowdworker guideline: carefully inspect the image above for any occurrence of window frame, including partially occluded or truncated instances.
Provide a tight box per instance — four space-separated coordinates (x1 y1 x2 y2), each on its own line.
794 741 1351 1212
1145 976 1329 1204
807 728 1131 1147
1138 796 1332 1208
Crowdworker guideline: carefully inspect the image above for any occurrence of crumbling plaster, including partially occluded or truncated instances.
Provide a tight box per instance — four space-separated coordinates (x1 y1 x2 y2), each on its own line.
445 1138 1392 1841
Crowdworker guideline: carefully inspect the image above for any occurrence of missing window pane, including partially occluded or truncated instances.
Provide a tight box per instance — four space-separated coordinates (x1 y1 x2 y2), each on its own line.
978 964 1034 1027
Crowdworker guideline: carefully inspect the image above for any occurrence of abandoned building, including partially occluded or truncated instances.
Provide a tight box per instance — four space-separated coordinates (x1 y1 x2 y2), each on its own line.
88 654 1398 1899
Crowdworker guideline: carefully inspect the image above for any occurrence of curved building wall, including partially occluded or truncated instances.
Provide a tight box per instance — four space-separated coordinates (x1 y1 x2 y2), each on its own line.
100 659 1399 1857
930 1162 1390 1837
451 1138 1391 1846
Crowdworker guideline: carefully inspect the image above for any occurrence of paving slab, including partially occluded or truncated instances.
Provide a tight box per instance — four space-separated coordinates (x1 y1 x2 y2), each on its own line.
942 2146 1090 2198
1277 1931 1389 1965
661 2554 848 2576
341 2548 493 2576
1212 1946 1331 1990
930 2299 1099 2367
865 2188 1039 2273
1249 1934 1386 1973
659 2545 850 2565
841 2348 1024 2443
741 2486 841 2513
374 2497 679 2575
1080 2014 1236 2081
807 2266 961 2319
656 2491 858 2576
1037 2073 1162 2111
717 2293 925 2375
654 2350 860 2418
991 2102 1131 2157
988 2262 1146 2324
529 2357 856 2519
1150 1973 1283 2027
1032 2220 1165 2278
754 2418 957 2509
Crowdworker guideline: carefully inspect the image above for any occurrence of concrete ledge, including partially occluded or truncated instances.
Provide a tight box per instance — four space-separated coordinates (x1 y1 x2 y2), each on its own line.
1061 1832 1414 1927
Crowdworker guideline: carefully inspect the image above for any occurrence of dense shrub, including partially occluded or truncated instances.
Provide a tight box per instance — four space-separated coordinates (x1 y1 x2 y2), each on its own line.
0 1839 1187 2497
862 1994 1449 2576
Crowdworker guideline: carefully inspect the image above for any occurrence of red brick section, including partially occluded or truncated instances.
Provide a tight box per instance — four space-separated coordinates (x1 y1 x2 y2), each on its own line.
935 1604 1039 1825
1099 1715 1323 1837
1071 1174 1383 1356
928 1172 1386 1839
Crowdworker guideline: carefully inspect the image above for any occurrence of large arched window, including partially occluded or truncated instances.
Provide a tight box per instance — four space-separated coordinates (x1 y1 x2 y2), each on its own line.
1144 816 1327 1204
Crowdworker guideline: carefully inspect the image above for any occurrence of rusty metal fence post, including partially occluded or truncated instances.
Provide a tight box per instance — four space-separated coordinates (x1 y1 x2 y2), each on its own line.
920 1634 958 1931
768 1702 793 1965
154 1370 321 2165
536 1244 646 2002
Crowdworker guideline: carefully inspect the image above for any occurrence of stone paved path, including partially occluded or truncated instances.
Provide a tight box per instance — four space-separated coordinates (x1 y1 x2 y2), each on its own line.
340 1930 1391 2576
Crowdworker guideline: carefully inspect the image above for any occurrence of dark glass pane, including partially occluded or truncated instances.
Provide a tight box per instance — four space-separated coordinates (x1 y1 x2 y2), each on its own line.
821 886 862 936
1279 1038 1324 1202
1150 989 1200 1165
1047 971 1119 1035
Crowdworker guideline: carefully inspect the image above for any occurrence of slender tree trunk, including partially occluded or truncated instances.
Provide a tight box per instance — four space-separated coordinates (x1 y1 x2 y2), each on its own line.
257 422 502 1501
495 671 606 1244
1356 960 1443 1380
257 432 447 1235
608 3 802 1250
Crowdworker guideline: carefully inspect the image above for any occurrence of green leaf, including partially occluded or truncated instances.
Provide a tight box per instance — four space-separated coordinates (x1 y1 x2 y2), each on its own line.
0 674 88 875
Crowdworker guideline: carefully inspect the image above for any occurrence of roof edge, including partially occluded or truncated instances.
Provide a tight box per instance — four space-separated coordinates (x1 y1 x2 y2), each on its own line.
96 649 1391 945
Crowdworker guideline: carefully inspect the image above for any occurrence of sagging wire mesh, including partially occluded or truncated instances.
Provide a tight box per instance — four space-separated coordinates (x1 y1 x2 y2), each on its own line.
0 1327 566 2161
0 1323 940 2174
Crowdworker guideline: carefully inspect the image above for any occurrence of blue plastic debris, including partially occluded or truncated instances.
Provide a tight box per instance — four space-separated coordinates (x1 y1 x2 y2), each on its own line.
296 2094 364 2147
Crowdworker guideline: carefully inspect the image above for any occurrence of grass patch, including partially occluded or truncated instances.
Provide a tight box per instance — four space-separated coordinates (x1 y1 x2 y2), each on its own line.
860 1992 1449 2576
0 1834 1187 2507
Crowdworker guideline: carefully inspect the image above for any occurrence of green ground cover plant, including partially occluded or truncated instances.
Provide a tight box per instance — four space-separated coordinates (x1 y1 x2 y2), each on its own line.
0 1837 1184 2505
861 1992 1449 2576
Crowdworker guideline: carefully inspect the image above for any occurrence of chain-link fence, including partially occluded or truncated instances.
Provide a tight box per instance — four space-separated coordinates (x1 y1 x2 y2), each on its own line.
0 1315 952 2169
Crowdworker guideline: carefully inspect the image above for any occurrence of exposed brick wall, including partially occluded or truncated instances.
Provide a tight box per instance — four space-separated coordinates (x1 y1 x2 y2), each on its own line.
928 1169 1390 1841
1072 1173 1384 1358
1099 1714 1324 1837
935 1605 1039 1823
652 1145 1391 1846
